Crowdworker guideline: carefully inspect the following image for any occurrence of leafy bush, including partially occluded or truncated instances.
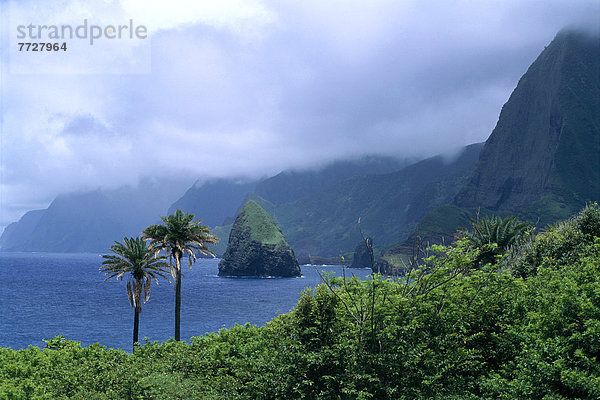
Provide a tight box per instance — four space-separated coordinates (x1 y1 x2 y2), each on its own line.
510 203 600 277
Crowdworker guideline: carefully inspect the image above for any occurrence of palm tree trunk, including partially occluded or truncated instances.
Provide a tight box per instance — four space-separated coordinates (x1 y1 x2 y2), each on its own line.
175 255 182 341
133 308 140 351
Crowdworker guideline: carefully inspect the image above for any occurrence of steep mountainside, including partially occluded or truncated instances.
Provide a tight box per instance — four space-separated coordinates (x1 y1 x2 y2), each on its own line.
254 156 410 205
0 180 190 252
0 210 45 251
255 144 482 258
169 155 410 229
455 30 600 224
0 155 411 253
384 29 600 263
7 30 595 258
168 178 257 227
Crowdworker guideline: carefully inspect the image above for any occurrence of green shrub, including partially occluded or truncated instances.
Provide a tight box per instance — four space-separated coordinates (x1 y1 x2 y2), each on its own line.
510 203 600 277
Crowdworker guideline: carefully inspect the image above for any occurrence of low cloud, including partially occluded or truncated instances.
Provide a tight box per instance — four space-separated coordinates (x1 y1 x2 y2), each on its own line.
1 0 598 229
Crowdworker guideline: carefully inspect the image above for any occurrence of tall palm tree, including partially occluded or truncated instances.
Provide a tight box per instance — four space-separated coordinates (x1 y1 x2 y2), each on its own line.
142 209 218 341
459 214 531 267
100 236 170 351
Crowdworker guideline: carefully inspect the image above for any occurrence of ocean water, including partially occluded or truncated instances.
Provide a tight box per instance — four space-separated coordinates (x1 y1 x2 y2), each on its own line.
0 252 371 351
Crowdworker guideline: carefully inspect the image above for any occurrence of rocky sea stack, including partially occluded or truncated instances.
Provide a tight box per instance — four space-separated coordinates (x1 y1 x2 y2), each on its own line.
218 200 301 277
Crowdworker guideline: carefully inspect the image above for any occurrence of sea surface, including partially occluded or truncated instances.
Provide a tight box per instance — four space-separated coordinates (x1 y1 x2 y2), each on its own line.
0 252 371 351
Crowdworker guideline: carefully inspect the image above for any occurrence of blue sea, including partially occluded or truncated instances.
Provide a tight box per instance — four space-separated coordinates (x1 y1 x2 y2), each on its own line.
0 252 371 351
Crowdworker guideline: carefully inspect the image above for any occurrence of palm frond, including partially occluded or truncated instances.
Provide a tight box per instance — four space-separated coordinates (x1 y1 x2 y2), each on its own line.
460 214 532 267
100 236 170 312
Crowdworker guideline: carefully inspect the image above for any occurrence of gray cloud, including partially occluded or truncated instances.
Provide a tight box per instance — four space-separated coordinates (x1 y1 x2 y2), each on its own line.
1 0 598 230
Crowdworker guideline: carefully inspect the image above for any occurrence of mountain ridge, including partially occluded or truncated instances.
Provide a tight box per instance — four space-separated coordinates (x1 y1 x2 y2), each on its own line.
0 180 191 252
3 29 597 261
455 30 599 221
385 29 600 263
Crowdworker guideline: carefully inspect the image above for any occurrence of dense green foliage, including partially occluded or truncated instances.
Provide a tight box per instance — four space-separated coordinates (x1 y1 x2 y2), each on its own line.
508 203 600 278
2 206 599 399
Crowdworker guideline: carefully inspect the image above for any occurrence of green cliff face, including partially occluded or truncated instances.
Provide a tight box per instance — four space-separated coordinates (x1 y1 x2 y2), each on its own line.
455 30 600 222
268 143 482 258
253 156 409 205
382 30 600 264
205 144 481 259
218 201 300 277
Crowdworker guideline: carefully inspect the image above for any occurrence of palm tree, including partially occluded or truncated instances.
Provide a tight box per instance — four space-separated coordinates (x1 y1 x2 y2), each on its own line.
100 236 170 351
459 215 531 267
142 209 218 341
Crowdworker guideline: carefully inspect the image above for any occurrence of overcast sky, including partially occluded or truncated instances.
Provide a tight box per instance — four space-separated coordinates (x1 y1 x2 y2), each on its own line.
0 0 598 231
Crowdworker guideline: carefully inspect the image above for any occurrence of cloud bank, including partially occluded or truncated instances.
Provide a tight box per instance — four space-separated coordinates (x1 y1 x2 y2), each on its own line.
1 0 598 229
